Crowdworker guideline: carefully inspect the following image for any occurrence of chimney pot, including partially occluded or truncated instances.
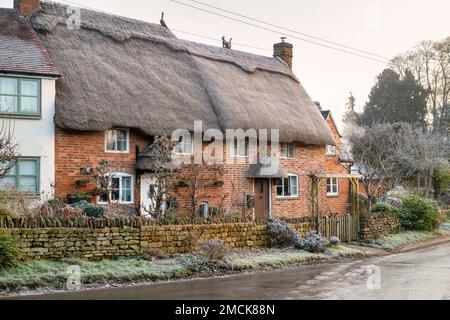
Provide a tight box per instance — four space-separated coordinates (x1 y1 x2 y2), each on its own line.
273 37 293 70
14 0 41 17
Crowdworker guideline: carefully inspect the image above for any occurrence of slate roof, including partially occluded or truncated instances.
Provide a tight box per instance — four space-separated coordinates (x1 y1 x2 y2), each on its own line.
0 8 60 77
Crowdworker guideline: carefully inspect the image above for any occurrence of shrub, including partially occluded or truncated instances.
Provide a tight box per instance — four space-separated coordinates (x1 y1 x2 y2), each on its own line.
0 231 20 269
198 238 228 261
72 201 106 218
371 203 397 215
296 231 329 253
267 219 299 247
398 196 439 231
329 236 341 247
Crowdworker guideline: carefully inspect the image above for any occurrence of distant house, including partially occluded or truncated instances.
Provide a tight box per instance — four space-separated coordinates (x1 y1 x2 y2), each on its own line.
0 0 359 219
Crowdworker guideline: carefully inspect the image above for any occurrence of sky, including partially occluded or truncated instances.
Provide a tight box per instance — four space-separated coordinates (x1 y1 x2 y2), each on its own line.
1 0 449 130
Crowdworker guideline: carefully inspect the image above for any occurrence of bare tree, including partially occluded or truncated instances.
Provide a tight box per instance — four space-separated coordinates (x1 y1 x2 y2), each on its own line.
0 119 19 179
392 124 450 197
94 159 113 204
391 37 450 132
348 124 398 207
140 136 178 219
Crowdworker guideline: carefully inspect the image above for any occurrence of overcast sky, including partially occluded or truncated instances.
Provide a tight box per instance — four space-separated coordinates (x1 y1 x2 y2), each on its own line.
1 0 449 130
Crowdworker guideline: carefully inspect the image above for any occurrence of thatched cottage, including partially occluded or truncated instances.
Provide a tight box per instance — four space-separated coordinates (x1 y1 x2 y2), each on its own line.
0 0 357 219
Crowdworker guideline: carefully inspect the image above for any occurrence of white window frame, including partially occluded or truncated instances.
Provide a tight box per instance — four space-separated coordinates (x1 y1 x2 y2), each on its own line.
326 144 336 156
175 133 194 155
275 173 299 199
105 128 130 153
326 177 339 196
97 172 134 204
280 142 295 159
230 137 249 157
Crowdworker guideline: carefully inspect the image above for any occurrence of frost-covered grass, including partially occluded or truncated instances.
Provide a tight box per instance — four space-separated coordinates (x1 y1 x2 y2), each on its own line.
229 246 363 271
360 230 444 251
440 221 450 231
0 258 189 293
0 246 365 295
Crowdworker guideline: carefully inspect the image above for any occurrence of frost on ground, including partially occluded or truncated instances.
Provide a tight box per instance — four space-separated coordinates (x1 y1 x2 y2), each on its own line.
0 245 365 295
360 230 445 251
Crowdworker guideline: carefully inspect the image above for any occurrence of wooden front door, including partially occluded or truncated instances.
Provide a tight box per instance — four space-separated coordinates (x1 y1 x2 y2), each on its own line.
254 179 270 220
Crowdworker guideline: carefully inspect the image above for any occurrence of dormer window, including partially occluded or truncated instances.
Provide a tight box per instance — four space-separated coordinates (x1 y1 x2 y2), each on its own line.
105 129 129 153
0 76 41 116
326 144 336 156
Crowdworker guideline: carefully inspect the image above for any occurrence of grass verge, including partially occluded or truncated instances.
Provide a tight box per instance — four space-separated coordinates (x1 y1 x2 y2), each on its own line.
359 230 445 251
0 245 365 295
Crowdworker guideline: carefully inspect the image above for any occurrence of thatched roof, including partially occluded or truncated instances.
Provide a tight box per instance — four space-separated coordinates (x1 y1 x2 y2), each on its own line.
0 8 59 77
26 1 334 145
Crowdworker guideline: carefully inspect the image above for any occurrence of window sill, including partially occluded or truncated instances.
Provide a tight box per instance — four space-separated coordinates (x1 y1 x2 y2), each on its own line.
327 194 339 198
276 196 299 200
280 157 295 160
0 114 41 120
105 150 130 154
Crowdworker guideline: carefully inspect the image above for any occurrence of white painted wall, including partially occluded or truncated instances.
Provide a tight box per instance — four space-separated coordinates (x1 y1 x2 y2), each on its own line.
2 75 56 201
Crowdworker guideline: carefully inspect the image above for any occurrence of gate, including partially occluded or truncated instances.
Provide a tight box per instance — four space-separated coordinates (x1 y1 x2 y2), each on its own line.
318 214 360 242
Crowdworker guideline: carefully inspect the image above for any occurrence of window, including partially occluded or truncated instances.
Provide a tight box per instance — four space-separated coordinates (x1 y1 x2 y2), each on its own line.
0 158 40 194
98 173 133 204
275 174 298 198
233 137 249 157
105 129 129 152
326 178 339 196
0 76 41 116
175 134 193 154
280 142 295 158
326 144 336 156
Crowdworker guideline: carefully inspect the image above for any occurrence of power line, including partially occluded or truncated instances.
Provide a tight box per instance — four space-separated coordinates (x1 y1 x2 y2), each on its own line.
57 0 271 52
169 0 389 64
171 28 271 52
189 0 390 60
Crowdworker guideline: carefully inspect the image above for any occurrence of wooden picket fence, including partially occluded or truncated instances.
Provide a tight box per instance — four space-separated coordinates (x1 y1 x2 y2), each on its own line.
318 214 360 242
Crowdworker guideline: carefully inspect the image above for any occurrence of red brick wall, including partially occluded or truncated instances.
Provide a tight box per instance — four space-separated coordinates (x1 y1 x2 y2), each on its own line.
322 115 351 215
54 127 150 205
55 122 352 218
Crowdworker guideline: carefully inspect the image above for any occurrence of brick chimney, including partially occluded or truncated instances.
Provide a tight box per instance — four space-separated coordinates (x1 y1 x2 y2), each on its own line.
273 37 293 70
14 0 41 17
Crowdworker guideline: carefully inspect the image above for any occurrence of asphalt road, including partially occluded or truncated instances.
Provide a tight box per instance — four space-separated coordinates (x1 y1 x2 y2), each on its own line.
10 242 450 300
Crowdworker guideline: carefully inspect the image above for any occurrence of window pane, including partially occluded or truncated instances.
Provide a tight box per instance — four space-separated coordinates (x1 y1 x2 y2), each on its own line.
288 144 295 158
0 176 16 188
20 97 38 113
0 96 17 113
1 162 17 175
111 178 120 190
111 189 120 201
99 194 108 203
290 176 298 196
117 139 127 151
0 78 17 95
122 177 131 189
20 80 38 96
18 176 37 192
19 160 37 175
276 185 283 196
106 130 117 151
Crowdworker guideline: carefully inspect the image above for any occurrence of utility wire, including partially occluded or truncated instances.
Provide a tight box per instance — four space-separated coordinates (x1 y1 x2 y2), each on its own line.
169 0 389 64
189 0 390 60
171 28 272 52
57 0 271 52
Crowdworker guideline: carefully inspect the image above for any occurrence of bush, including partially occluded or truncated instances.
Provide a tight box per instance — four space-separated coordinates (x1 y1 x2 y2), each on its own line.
398 196 439 231
371 203 397 215
0 231 20 269
72 201 106 218
198 238 228 261
329 236 341 247
267 219 299 247
295 231 329 253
